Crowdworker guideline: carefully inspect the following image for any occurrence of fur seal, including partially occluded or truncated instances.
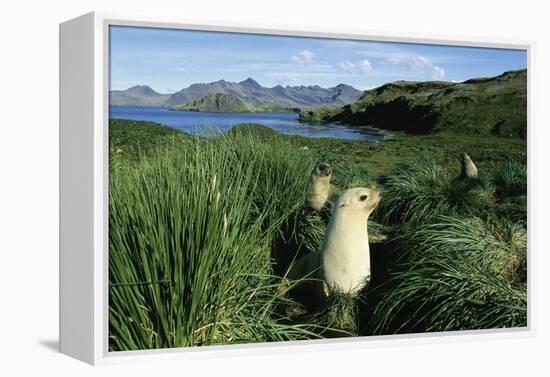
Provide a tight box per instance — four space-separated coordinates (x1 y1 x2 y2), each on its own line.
287 186 381 301
460 152 478 179
307 163 333 210
321 187 381 294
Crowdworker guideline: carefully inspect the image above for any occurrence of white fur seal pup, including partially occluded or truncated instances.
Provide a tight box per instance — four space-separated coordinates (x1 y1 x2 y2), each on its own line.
307 163 333 210
460 152 478 179
321 187 381 294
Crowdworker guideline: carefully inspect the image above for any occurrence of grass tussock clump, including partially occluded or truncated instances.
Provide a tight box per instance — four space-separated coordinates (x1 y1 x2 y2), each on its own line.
372 215 527 334
495 160 527 198
380 156 494 224
109 130 323 351
493 160 527 224
319 293 361 336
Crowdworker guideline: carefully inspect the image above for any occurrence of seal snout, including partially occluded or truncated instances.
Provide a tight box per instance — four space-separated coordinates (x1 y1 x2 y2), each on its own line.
369 189 381 211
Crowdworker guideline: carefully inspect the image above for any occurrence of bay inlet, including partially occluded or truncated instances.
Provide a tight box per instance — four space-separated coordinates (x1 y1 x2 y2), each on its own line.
109 106 386 141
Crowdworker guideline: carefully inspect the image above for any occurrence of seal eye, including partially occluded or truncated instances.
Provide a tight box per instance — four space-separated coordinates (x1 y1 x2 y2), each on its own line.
359 194 368 201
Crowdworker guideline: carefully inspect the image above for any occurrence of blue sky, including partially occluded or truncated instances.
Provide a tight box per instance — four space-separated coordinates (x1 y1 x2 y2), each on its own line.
110 26 527 93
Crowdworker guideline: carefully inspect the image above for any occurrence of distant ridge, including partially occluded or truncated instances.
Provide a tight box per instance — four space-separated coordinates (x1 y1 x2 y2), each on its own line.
110 78 362 108
173 93 258 113
110 85 170 107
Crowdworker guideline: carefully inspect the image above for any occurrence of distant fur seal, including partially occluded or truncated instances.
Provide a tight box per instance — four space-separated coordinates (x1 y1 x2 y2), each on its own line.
321 187 381 294
288 186 381 300
460 152 478 178
307 163 333 210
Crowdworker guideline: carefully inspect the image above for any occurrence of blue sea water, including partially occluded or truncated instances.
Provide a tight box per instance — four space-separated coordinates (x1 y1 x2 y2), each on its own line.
109 106 386 141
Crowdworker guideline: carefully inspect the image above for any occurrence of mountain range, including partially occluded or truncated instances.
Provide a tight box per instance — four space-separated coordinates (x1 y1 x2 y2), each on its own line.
110 78 362 108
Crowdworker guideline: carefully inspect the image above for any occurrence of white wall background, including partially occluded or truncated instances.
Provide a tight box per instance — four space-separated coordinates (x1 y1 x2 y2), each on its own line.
0 0 547 375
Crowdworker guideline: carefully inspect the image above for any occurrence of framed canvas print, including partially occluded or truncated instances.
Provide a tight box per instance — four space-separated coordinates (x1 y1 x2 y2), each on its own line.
60 12 532 365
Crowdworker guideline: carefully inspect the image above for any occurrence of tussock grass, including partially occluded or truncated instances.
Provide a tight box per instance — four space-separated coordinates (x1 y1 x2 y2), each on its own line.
109 130 325 351
109 119 527 348
371 215 527 334
321 293 361 336
380 156 494 224
493 160 527 224
495 160 527 198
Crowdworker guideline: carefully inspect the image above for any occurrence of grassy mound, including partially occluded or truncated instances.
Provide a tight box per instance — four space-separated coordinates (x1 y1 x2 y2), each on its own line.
226 123 280 140
109 130 326 351
371 215 527 334
109 119 183 163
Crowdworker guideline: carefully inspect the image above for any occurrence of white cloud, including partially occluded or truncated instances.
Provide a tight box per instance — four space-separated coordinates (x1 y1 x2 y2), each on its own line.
176 67 187 72
298 50 314 61
291 50 314 63
337 59 373 75
337 61 357 72
357 59 373 75
387 54 431 70
432 66 445 80
387 54 445 80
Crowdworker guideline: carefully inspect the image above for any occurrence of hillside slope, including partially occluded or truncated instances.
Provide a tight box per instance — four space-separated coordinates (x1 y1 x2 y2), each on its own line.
300 69 527 137
172 93 258 112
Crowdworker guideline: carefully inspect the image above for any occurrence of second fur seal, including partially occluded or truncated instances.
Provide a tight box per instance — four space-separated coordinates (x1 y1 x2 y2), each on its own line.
307 163 333 210
460 152 478 179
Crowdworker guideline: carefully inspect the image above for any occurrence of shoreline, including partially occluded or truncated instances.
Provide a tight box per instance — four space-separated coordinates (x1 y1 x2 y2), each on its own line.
109 118 526 180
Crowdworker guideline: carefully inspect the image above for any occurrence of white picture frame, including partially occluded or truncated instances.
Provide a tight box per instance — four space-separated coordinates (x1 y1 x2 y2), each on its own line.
59 11 534 365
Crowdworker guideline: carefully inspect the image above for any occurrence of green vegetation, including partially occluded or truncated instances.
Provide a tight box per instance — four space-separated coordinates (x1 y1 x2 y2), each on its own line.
371 215 527 334
300 69 527 138
379 156 495 224
298 106 342 122
109 125 329 350
495 160 528 198
173 92 258 112
172 92 299 113
365 155 527 334
109 119 527 350
284 131 526 180
109 119 182 162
